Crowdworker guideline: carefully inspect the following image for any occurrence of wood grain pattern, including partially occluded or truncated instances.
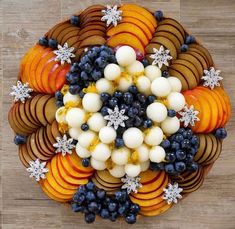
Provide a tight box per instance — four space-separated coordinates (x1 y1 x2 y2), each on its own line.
1 0 235 228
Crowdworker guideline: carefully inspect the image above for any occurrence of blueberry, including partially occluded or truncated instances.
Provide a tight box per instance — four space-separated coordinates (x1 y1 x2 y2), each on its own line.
165 163 176 174
187 161 199 172
95 57 106 68
82 158 90 167
91 46 100 53
83 63 93 73
165 152 176 162
143 119 153 128
162 70 169 78
181 139 191 149
185 153 194 163
79 91 85 98
81 123 89 131
108 202 117 212
101 106 109 116
132 101 141 110
69 85 80 94
91 69 102 81
86 181 95 191
171 141 180 150
134 116 143 127
147 95 156 103
100 92 110 102
88 202 99 213
120 103 129 112
97 189 106 199
14 135 27 145
85 212 96 223
48 39 58 48
136 93 146 103
188 147 197 156
181 44 189 52
125 214 137 224
191 135 199 145
123 92 133 104
115 190 127 202
118 206 126 215
176 150 186 160
70 15 80 25
139 108 145 116
142 58 149 67
174 134 184 143
38 37 48 46
215 128 227 139
125 118 134 128
167 109 176 117
110 212 118 222
71 203 83 212
77 185 87 195
108 55 117 63
175 161 186 172
128 107 138 118
113 91 123 98
185 35 196 44
73 193 85 204
86 191 96 202
66 73 79 84
178 128 186 134
55 91 63 101
154 10 163 21
129 204 140 214
109 97 118 108
80 71 89 81
70 63 80 72
183 129 193 139
99 50 109 59
100 209 110 219
160 139 171 149
128 85 138 94
115 138 124 148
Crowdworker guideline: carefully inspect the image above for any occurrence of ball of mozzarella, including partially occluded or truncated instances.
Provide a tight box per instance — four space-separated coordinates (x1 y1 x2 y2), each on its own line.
55 106 67 123
69 127 82 140
91 142 111 161
65 107 85 128
90 158 107 170
167 77 182 92
125 164 141 177
109 165 125 178
76 143 91 158
126 61 144 75
63 92 80 105
87 113 106 132
144 126 164 146
111 147 130 165
146 102 167 123
161 117 180 135
144 65 161 81
167 92 186 112
115 46 136 67
99 126 116 144
151 77 171 97
78 130 96 148
140 160 150 172
123 128 144 149
136 75 151 95
149 146 166 163
82 93 102 112
104 63 121 81
117 76 133 91
136 144 150 162
96 78 114 94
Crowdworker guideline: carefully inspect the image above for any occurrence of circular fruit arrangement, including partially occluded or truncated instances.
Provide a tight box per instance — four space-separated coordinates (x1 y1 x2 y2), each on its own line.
9 4 231 224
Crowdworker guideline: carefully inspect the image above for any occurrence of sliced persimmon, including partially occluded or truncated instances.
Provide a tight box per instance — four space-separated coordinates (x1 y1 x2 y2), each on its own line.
140 203 173 216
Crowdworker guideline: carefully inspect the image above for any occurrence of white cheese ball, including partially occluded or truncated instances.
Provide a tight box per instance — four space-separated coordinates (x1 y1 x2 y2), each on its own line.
144 126 164 146
87 113 106 132
151 77 171 97
146 102 167 123
140 160 150 172
125 164 141 177
91 142 111 162
116 46 136 67
82 93 102 112
109 165 125 178
63 92 80 105
104 63 121 81
136 144 150 162
161 117 180 135
144 65 161 81
136 75 151 94
90 158 107 170
96 78 114 94
69 127 82 140
167 92 186 112
117 76 133 91
78 130 96 148
55 106 67 123
111 147 130 165
75 143 91 158
167 77 182 92
149 146 166 163
126 61 144 75
123 128 144 149
99 126 116 144
65 108 85 128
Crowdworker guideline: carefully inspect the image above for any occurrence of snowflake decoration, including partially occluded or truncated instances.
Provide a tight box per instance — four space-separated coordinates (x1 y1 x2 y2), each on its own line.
101 5 122 27
26 159 48 181
150 45 172 69
178 105 200 127
10 81 33 103
121 175 142 194
53 43 75 65
201 67 223 89
162 182 183 204
104 105 129 130
53 134 75 156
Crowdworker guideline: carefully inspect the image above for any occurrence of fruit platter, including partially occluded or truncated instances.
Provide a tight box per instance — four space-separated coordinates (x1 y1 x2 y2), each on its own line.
8 3 231 224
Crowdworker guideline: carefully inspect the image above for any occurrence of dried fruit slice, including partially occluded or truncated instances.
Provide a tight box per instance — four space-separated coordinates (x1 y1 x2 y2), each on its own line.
79 35 106 48
78 30 106 42
29 94 43 125
44 97 57 124
187 50 208 70
61 28 80 45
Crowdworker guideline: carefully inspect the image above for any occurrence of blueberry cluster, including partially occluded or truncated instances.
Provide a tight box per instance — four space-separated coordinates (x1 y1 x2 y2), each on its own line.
72 181 140 224
150 128 199 175
38 37 58 49
215 128 227 139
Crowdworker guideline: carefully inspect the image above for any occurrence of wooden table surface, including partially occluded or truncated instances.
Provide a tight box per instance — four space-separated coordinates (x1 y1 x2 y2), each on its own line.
1 0 235 228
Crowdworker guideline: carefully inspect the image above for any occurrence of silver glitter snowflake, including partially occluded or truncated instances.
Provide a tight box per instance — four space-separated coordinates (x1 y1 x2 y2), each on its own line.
201 67 223 89
53 43 75 65
104 105 129 130
121 175 142 194
178 105 200 127
26 159 48 181
101 5 122 27
163 182 183 204
10 81 33 103
150 45 173 69
53 134 75 156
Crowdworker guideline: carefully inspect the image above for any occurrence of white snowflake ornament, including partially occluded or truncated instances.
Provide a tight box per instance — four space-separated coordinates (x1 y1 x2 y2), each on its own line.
163 182 183 204
53 134 75 156
26 159 48 181
121 175 142 194
104 105 129 130
178 105 200 127
150 45 172 69
101 5 122 27
201 67 223 89
53 43 75 65
10 81 33 103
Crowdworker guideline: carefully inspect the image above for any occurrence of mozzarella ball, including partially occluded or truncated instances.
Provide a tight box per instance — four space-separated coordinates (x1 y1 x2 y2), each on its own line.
90 158 107 170
167 92 186 112
136 144 149 162
96 78 114 94
149 146 166 163
55 106 67 123
91 143 111 161
136 75 151 94
144 126 164 146
109 165 125 178
104 63 121 81
161 117 180 135
126 61 144 75
87 113 106 132
65 108 85 128
82 93 102 112
151 77 171 97
116 46 136 67
123 128 144 149
99 126 116 144
167 77 182 92
69 127 82 140
76 143 91 158
117 76 133 91
63 92 80 105
146 102 167 122
125 164 141 177
144 65 161 81
111 147 130 165
78 130 96 148
140 160 150 172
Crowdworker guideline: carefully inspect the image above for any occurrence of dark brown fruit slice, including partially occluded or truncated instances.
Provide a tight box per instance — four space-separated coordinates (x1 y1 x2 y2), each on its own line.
205 139 222 165
18 146 29 167
188 47 210 68
78 30 105 42
97 170 122 184
44 97 57 124
91 176 119 192
50 22 72 41
24 99 40 127
145 43 161 54
194 134 207 162
197 134 213 164
78 24 106 34
61 28 80 45
82 11 103 23
187 50 208 70
51 120 62 139
83 21 106 28
47 21 69 39
80 5 105 21
45 124 57 145
26 136 38 161
82 17 105 26
57 26 80 45
79 35 106 48
30 94 44 125
20 143 34 164
94 173 122 188
43 126 55 152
